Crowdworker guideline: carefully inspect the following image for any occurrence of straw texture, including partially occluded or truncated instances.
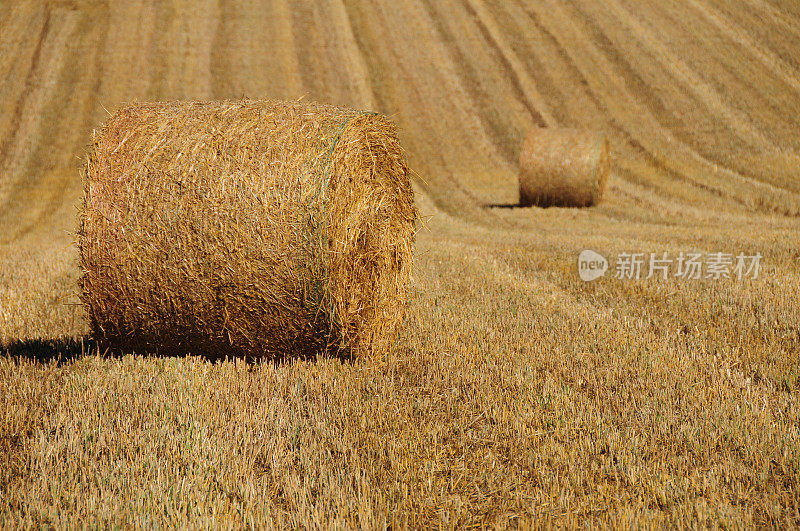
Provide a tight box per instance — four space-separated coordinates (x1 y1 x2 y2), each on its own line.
78 99 417 359
519 128 610 207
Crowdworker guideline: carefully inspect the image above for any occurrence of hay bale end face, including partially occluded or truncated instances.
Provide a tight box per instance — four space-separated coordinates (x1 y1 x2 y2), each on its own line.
519 128 610 208
79 99 417 359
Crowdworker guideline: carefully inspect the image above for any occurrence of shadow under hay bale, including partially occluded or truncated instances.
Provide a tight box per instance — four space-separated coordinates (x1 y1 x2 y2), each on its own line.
519 128 610 208
79 99 417 360
0 337 97 365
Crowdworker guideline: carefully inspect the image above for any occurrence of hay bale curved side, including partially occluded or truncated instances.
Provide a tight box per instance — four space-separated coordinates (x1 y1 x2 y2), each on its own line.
519 128 610 207
78 100 417 359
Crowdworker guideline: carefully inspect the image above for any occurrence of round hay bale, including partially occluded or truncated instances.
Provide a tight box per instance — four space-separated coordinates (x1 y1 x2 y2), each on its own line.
519 128 610 207
78 99 417 359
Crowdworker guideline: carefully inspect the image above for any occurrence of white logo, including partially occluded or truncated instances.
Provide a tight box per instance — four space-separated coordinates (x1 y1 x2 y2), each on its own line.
578 250 608 281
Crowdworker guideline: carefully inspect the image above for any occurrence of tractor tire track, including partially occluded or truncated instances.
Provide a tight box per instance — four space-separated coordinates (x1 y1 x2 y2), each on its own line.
345 0 513 219
0 5 78 216
0 2 109 244
0 7 50 170
687 0 800 96
525 0 800 216
561 0 797 195
418 1 536 166
604 0 800 189
597 0 777 153
513 0 730 205
458 0 556 128
502 0 742 210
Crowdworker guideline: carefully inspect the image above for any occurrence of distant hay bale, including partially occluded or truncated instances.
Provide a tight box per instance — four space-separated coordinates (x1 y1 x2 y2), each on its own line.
78 99 417 359
519 128 610 207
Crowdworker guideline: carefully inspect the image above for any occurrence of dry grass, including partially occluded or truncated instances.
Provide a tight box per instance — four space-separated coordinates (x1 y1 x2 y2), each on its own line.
79 100 416 359
519 128 610 208
1 0 800 527
2 225 799 526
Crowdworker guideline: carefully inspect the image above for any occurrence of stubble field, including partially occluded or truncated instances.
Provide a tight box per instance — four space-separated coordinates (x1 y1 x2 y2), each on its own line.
1 0 799 526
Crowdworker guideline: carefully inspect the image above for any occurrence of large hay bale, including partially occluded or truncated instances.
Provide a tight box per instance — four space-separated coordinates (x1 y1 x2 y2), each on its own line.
78 99 417 359
519 128 610 207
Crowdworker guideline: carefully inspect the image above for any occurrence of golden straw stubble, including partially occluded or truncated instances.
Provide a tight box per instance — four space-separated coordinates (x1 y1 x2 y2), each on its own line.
78 99 417 359
519 128 610 208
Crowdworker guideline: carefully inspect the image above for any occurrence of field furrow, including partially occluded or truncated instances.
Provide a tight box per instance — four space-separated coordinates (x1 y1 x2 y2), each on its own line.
1 0 798 526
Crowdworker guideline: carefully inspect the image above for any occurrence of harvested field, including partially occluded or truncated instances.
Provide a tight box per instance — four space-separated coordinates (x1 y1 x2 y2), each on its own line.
1 0 799 527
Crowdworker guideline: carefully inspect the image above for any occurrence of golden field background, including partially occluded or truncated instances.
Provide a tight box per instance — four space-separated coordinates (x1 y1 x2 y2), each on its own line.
1 0 799 526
